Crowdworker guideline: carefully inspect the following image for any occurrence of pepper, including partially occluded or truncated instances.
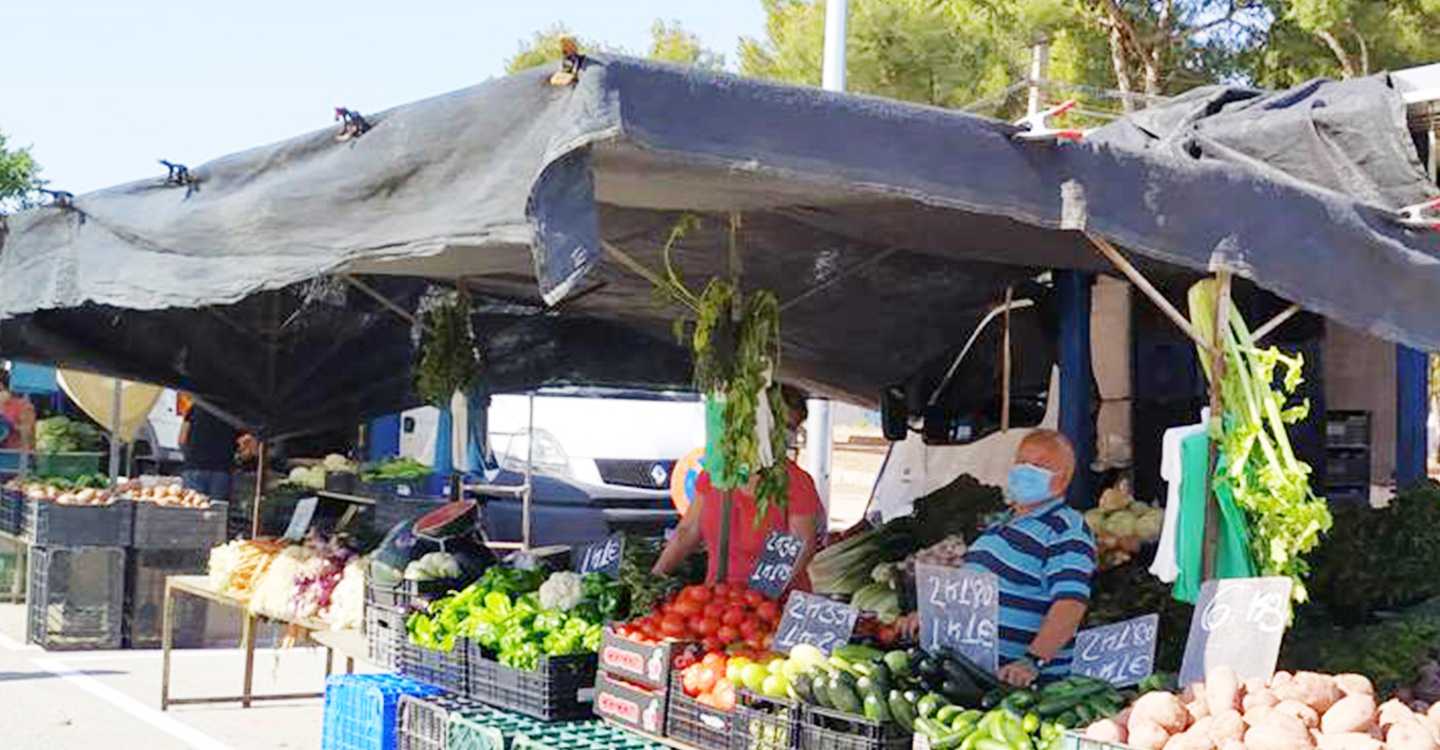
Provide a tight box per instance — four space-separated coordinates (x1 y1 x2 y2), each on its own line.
543 630 582 656
480 591 513 624
582 623 603 652
582 572 609 599
500 642 541 671
512 594 540 619
534 609 566 634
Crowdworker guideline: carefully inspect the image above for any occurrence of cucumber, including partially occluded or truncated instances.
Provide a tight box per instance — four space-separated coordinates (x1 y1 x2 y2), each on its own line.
834 644 884 662
915 717 951 741
1008 690 1038 709
1035 697 1079 718
959 732 985 750
916 693 945 719
935 705 965 724
812 674 834 709
792 673 816 705
884 650 912 677
828 655 854 673
949 718 977 737
904 689 923 704
828 675 864 715
974 739 1012 750
932 732 967 750
863 693 892 723
869 661 895 696
856 676 877 698
1039 681 1075 698
1073 703 1095 725
851 661 874 678
888 691 917 734
1056 710 1078 729
833 670 859 693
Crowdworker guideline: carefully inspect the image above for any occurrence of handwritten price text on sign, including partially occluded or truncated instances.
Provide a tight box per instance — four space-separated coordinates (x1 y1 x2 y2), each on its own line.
916 563 999 673
773 590 859 655
1073 614 1159 686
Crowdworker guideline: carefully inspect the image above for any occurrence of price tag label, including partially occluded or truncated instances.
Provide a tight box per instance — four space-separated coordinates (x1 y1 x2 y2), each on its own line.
1073 614 1160 687
916 563 999 673
1179 577 1293 687
284 496 319 541
577 535 624 579
748 531 803 599
772 591 859 655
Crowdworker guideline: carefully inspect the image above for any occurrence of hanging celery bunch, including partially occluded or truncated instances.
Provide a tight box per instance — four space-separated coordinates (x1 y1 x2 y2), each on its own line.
414 289 482 407
1188 280 1332 603
653 215 789 518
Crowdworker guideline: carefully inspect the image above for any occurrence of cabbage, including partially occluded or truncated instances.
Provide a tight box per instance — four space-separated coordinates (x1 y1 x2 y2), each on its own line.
1103 510 1138 538
1084 508 1107 534
1135 508 1164 541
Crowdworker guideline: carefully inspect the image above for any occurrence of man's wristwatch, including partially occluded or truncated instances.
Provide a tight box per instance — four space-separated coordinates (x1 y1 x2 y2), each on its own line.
1026 649 1051 669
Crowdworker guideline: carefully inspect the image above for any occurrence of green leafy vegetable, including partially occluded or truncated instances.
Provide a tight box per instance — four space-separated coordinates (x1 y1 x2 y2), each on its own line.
35 416 104 453
414 290 482 407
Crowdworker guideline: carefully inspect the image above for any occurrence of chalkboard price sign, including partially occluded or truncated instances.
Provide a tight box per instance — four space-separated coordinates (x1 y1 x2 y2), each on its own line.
748 531 803 598
577 535 624 579
1179 577 1293 687
773 590 859 655
916 563 999 673
1073 614 1160 687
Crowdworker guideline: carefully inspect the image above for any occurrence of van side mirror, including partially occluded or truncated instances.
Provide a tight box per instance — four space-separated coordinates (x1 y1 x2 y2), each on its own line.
880 386 908 442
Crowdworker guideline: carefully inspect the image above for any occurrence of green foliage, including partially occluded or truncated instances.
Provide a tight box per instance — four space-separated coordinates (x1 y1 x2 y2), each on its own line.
1281 606 1440 697
1308 482 1440 625
0 130 42 208
505 20 722 75
414 293 481 408
505 23 627 74
649 19 725 69
1249 0 1440 85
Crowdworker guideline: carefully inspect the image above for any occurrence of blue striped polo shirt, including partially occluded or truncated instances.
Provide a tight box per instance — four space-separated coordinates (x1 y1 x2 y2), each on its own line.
962 498 1097 677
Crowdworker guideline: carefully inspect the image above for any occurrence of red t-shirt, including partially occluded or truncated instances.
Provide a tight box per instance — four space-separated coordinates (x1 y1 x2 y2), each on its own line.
0 396 35 450
696 460 820 591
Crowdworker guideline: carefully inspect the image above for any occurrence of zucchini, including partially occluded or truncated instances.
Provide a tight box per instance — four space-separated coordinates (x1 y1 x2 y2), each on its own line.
856 676 877 699
812 674 834 709
884 650 912 677
1035 697 1078 718
863 694 892 723
833 670 859 693
828 655 854 674
949 718 977 737
959 732 985 750
932 732 967 750
904 689 923 704
835 643 884 663
869 661 895 696
829 675 864 715
915 717 951 741
888 691 917 733
946 652 1001 692
935 705 965 724
1008 690 1038 709
1073 703 1095 725
792 673 816 705
941 678 984 707
851 661 874 678
974 740 1012 750
1056 710 1078 729
1039 681 1075 698
916 693 945 719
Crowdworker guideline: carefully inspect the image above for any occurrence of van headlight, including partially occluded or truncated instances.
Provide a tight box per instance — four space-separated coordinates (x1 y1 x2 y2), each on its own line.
501 429 572 478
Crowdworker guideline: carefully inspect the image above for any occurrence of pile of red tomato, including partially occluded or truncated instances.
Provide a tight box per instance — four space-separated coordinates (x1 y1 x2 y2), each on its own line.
612 582 782 653
676 651 736 711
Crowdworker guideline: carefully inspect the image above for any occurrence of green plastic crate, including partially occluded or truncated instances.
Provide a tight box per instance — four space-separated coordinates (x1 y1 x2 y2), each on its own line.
513 722 662 750
447 710 585 750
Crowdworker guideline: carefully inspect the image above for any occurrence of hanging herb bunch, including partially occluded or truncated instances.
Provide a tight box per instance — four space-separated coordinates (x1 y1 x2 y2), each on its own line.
413 289 482 407
654 215 790 518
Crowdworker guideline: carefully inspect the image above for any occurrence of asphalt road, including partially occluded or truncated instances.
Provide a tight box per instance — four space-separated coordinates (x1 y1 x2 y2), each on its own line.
0 603 378 750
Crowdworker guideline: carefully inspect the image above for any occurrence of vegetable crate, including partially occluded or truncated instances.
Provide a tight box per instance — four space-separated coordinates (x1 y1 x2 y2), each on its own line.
466 647 598 721
798 704 911 750
594 672 669 737
365 598 408 671
322 673 443 750
130 501 228 550
0 488 22 536
665 671 734 750
732 690 801 750
401 641 471 695
513 723 663 750
368 578 465 612
23 498 133 547
446 706 550 750
34 452 104 478
1062 732 1137 750
123 548 211 648
598 627 678 690
27 545 126 650
372 499 452 539
397 694 491 750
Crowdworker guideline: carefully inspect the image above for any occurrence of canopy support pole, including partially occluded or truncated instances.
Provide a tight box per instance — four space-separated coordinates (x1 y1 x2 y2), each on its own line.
108 379 123 482
1057 271 1094 508
1253 304 1301 343
250 441 266 540
1001 286 1013 432
522 392 534 550
1202 271 1231 581
1085 232 1211 354
342 275 424 328
1397 345 1429 487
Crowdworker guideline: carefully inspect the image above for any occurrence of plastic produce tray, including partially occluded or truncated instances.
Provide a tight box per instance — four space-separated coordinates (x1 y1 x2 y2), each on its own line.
27 545 126 650
401 641 470 695
446 708 594 750
23 499 132 547
732 689 800 750
665 671 733 750
1062 731 1139 750
514 722 663 750
366 598 408 671
465 644 597 721
799 704 911 750
130 501 228 550
398 694 492 750
322 673 443 750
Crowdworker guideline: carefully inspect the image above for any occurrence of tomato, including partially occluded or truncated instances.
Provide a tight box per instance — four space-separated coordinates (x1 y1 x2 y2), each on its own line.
728 589 749 604
739 617 762 640
660 613 687 639
744 590 767 607
713 679 737 711
702 651 727 670
754 601 780 623
671 598 702 618
721 606 746 627
703 602 726 620
713 582 732 598
701 636 724 653
694 666 719 695
687 615 707 637
696 617 721 637
744 633 767 651
683 585 714 604
716 624 741 643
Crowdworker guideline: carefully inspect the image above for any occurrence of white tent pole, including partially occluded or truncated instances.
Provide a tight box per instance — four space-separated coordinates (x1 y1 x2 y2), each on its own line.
108 379 122 481
811 0 845 524
822 0 847 93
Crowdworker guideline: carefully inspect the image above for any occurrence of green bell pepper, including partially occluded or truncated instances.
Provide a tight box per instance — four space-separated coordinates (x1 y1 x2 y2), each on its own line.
534 609 566 634
543 630 583 656
500 642 541 671
582 623 603 652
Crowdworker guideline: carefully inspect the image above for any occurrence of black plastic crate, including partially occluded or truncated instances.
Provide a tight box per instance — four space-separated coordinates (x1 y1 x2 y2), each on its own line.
799 705 910 750
1326 484 1370 507
130 501 228 550
367 578 464 612
1325 451 1370 486
370 499 451 539
465 642 597 721
124 548 210 648
0 489 21 536
401 640 469 694
28 545 126 650
666 671 734 750
733 690 800 750
1326 411 1371 448
398 693 492 750
24 499 132 547
365 597 408 671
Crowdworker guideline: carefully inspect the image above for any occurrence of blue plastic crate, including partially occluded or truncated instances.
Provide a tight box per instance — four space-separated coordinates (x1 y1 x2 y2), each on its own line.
322 673 444 750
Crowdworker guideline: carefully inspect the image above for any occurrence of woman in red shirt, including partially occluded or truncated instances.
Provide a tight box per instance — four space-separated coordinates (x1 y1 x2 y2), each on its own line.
652 385 821 592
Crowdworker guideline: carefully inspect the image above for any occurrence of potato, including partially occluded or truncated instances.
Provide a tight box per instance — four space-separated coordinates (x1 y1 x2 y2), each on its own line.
1185 682 1206 705
1381 699 1419 729
1087 719 1128 744
1275 674 1341 714
1431 703 1440 723
1245 706 1278 728
1244 689 1281 712
1316 732 1383 750
1321 694 1377 735
1208 667 1241 716
1134 692 1193 735
1129 718 1174 750
1387 720 1440 750
1209 710 1247 747
1335 674 1375 697
1276 699 1321 729
1245 676 1270 697
1218 742 1247 750
1271 672 1295 689
1188 700 1212 722
1418 716 1440 743
1244 712 1314 750
1163 727 1216 750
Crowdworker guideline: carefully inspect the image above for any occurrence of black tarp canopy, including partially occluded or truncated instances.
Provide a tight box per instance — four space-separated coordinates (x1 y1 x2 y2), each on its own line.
1 54 1435 435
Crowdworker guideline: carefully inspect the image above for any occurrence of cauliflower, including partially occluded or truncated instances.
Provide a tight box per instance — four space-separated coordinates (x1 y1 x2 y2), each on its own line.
404 552 461 581
323 454 357 474
538 571 585 612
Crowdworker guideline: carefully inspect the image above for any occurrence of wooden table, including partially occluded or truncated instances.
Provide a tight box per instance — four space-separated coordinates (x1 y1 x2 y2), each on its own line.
161 575 369 710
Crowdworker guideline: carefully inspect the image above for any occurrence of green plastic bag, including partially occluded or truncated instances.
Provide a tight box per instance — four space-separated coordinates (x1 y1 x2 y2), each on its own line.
1173 431 1257 604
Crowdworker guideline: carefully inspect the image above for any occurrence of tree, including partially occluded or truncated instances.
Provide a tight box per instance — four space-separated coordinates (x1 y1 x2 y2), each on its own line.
0 130 43 212
505 20 723 75
1248 0 1440 86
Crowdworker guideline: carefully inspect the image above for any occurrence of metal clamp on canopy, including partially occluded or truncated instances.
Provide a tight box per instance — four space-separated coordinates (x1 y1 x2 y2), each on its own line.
1013 100 1088 143
1395 196 1440 230
548 37 583 87
334 107 371 142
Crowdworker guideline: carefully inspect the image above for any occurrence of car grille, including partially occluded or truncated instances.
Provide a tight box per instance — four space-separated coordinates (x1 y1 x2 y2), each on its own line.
595 459 676 489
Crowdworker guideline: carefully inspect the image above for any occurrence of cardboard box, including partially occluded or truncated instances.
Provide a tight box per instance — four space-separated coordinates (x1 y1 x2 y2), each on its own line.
599 626 679 690
595 672 668 736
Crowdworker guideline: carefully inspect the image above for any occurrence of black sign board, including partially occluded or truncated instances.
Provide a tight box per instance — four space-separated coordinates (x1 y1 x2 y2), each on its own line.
748 531 803 598
773 590 859 655
1179 577 1293 687
1073 614 1160 687
576 535 624 579
916 563 999 673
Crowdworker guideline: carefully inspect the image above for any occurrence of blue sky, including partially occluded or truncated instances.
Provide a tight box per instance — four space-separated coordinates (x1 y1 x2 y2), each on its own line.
2 0 768 194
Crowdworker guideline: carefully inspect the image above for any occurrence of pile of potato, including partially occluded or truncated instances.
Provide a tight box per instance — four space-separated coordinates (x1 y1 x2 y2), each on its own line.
119 478 211 509
17 483 116 507
1084 667 1440 750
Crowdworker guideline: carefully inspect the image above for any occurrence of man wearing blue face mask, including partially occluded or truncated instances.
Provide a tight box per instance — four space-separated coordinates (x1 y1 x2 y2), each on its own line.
900 429 1096 687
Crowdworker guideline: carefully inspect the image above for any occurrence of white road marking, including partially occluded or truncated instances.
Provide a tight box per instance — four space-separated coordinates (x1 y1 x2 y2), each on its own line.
29 657 235 750
0 628 40 651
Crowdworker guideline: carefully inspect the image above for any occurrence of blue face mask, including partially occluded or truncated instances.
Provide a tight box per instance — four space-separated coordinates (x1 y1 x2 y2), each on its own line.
1008 463 1056 505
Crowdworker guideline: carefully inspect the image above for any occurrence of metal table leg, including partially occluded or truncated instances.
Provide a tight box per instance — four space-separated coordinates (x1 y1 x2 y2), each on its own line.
161 579 175 710
241 612 256 709
325 646 334 676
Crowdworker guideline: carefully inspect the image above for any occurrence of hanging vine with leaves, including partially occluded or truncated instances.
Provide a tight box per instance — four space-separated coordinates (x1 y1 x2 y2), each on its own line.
414 289 483 407
653 214 790 519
